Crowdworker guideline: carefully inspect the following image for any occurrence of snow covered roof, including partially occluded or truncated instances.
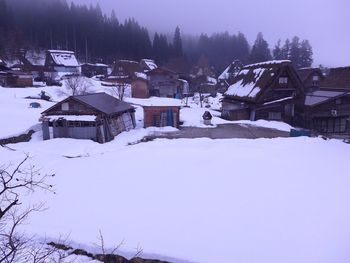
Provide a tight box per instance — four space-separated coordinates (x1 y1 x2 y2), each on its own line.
244 60 291 68
48 50 75 54
135 72 148 80
140 59 158 71
126 97 182 107
45 115 96 121
225 68 266 98
82 63 108 67
47 50 79 67
207 76 217 85
25 50 46 66
218 60 243 80
225 60 297 101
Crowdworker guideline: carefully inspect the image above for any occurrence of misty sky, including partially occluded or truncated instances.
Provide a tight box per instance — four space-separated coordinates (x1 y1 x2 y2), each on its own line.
71 0 350 67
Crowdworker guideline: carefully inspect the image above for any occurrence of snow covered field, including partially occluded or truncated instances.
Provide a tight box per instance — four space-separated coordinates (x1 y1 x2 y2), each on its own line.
1 136 350 263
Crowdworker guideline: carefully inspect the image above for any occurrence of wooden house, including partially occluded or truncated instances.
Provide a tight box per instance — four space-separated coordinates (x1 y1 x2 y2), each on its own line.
106 60 149 99
303 67 350 136
81 63 108 78
222 60 305 125
0 69 33 87
107 60 143 81
131 73 149 99
45 50 80 78
297 68 324 92
304 90 350 136
136 98 182 128
18 50 49 80
147 67 183 98
41 92 136 143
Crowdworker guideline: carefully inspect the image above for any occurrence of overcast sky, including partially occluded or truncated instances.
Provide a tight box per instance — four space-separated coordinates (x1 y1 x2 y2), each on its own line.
71 0 350 67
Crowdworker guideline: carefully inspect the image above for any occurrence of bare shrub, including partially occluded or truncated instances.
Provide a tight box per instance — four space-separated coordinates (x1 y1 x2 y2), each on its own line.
57 76 92 97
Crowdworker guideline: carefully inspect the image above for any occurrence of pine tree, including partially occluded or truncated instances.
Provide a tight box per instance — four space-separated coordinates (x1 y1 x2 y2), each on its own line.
281 39 291 60
173 26 183 57
273 39 283 60
236 32 250 63
299 40 313 68
290 36 301 68
249 32 271 63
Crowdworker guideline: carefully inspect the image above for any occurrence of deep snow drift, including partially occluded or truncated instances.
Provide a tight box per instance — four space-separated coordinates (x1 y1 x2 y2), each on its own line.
1 136 350 263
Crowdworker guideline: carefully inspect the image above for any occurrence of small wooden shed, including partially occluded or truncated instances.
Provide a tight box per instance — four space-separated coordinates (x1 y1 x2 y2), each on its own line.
132 97 182 128
41 92 136 143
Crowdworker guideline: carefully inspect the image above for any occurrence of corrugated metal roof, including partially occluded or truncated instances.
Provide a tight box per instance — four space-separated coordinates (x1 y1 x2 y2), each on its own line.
305 90 346 106
73 93 134 115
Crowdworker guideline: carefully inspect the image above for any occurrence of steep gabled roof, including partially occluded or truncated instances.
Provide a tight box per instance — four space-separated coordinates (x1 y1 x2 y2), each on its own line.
225 60 297 102
110 60 143 79
43 92 134 115
218 60 243 80
140 59 158 71
320 67 350 89
297 68 323 83
24 50 46 66
47 50 79 67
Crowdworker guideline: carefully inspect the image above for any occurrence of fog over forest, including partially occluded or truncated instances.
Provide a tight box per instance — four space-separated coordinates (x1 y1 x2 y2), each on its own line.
72 0 350 67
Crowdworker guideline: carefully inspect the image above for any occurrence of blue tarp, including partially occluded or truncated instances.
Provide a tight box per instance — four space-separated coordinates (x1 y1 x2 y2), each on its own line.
290 129 311 137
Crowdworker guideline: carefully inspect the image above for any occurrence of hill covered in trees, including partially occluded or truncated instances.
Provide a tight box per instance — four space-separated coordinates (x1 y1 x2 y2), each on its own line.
0 0 313 74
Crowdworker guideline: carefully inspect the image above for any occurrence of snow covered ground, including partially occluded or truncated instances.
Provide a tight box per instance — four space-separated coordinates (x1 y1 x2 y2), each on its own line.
2 79 350 262
1 136 350 263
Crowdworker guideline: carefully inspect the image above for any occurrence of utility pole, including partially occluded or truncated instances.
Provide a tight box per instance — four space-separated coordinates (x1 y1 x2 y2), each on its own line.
85 37 88 63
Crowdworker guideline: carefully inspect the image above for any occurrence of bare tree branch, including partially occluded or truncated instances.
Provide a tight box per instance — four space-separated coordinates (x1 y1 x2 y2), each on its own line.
109 82 129 101
57 76 92 97
0 155 61 263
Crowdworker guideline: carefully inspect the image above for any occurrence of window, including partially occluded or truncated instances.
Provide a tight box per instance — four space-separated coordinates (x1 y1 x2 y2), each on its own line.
279 77 288 85
327 119 334 133
335 98 342 105
315 117 348 134
340 118 347 133
284 104 295 117
268 112 282 120
312 75 319 86
61 102 69 111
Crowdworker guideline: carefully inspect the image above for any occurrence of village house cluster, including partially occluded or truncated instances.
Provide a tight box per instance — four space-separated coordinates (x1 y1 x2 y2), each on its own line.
1 49 350 143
